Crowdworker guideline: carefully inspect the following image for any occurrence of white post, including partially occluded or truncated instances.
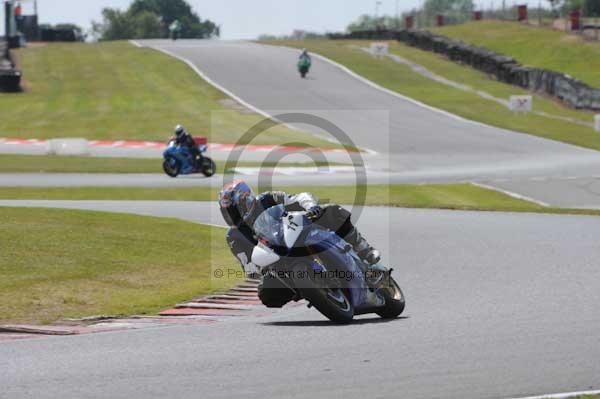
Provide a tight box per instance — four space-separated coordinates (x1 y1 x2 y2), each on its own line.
370 42 389 59
46 139 90 156
595 115 600 133
509 95 533 113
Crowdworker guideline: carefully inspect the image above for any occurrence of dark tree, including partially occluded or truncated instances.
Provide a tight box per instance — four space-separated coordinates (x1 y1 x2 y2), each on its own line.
93 0 219 41
584 0 600 16
92 9 134 40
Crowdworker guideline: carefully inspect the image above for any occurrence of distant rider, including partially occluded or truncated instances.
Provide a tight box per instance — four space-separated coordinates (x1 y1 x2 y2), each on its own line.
218 180 383 308
299 48 311 62
171 124 201 165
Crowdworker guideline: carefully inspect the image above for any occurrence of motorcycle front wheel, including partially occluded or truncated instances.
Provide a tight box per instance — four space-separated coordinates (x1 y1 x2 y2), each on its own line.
376 276 405 319
293 262 354 324
163 158 181 178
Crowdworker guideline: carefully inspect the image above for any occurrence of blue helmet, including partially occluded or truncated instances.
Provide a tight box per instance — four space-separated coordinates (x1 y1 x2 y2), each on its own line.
218 180 257 227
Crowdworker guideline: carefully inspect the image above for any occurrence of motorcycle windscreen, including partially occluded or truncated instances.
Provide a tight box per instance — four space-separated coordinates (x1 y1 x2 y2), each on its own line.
252 205 285 247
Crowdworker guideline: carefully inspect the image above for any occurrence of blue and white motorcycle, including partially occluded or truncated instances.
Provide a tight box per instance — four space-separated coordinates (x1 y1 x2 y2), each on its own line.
251 205 405 323
162 139 216 178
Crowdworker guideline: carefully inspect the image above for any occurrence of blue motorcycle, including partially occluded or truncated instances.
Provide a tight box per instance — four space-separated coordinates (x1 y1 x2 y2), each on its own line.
162 139 216 178
250 205 405 323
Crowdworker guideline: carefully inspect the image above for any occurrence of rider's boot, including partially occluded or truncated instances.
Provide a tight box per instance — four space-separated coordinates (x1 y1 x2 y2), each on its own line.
343 227 388 287
344 227 381 265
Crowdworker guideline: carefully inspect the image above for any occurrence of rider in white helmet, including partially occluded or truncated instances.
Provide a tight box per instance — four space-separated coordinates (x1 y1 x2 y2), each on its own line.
171 124 201 164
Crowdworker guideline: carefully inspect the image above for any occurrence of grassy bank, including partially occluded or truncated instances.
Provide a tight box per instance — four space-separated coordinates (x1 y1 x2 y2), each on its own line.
0 42 332 148
435 20 600 87
0 154 340 174
0 207 239 324
2 184 599 216
268 39 600 152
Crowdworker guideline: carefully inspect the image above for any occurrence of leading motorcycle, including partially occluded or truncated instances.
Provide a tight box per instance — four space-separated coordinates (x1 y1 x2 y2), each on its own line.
251 205 405 323
297 57 311 78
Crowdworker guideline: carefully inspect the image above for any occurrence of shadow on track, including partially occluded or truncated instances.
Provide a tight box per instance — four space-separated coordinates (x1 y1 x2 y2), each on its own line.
262 316 409 327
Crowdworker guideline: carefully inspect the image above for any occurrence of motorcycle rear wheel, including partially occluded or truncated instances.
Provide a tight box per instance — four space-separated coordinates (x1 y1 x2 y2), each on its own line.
201 157 216 177
375 276 405 319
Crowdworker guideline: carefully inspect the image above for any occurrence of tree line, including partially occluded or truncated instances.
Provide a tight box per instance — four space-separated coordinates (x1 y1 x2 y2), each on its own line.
92 0 219 41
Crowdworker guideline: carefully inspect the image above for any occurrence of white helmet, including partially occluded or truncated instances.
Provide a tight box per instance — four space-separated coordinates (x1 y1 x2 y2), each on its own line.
174 124 186 138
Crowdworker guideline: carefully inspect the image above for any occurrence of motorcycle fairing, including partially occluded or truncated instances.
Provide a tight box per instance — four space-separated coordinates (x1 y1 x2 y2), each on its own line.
303 228 371 308
283 212 306 248
163 144 205 175
251 243 281 268
252 204 374 310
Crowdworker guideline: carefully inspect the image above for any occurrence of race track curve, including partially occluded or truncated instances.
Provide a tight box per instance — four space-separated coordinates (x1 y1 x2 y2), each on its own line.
136 39 600 208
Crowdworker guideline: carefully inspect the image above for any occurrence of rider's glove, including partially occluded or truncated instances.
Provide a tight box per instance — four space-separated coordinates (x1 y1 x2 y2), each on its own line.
306 206 324 221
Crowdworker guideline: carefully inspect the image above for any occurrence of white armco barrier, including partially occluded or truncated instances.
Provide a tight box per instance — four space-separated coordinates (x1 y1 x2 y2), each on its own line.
595 115 600 132
509 95 533 113
46 138 90 156
370 42 389 58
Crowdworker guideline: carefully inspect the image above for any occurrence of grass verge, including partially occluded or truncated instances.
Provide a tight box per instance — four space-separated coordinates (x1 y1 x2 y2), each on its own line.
0 154 341 174
0 41 334 148
0 207 240 325
1 184 599 217
267 39 600 152
435 20 600 87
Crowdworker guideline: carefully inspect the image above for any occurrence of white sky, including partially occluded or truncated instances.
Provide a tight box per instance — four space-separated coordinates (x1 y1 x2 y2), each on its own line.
3 0 546 40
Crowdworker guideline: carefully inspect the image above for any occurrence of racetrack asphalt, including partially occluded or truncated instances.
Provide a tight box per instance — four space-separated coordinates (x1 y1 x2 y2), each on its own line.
1 201 599 399
2 40 600 398
3 40 600 207
132 39 600 208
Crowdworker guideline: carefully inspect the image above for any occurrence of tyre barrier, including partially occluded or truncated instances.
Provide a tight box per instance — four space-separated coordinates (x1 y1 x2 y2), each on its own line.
329 29 600 111
0 67 21 92
39 28 84 42
0 40 21 92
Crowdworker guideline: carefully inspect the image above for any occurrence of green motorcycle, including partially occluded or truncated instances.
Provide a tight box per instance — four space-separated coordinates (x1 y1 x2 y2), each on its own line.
297 56 311 78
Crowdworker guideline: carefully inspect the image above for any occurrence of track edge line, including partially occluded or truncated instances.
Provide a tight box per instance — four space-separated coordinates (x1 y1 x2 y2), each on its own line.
510 389 600 399
471 182 551 207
